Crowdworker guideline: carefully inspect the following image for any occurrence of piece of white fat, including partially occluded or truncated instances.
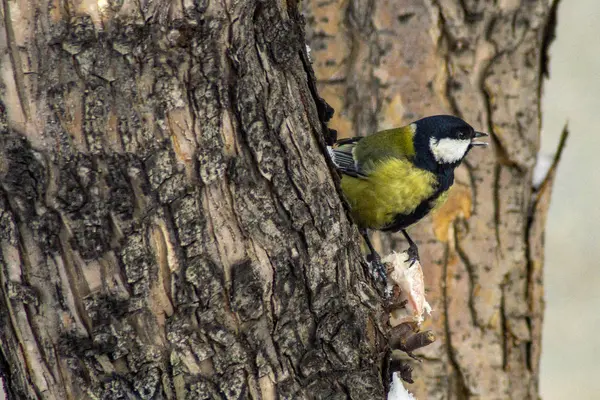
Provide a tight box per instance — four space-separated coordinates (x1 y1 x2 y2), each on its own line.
388 372 416 400
383 251 432 326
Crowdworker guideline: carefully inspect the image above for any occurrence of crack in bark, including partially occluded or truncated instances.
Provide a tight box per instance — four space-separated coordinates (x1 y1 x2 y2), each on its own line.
1 0 30 121
493 163 503 248
539 0 562 89
442 245 470 399
500 286 508 370
454 234 481 330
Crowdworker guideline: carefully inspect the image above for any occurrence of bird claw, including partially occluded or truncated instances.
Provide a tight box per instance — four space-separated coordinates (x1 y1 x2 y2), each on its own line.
401 229 420 267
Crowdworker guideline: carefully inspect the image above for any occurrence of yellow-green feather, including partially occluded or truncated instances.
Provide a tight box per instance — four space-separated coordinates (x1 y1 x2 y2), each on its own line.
353 125 416 173
341 157 437 229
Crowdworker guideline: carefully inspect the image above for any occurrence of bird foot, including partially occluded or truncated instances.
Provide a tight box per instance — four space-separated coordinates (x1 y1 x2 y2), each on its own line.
400 229 420 267
407 244 420 267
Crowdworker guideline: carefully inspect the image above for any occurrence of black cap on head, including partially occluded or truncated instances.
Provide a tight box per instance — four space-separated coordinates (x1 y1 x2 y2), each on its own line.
414 115 475 140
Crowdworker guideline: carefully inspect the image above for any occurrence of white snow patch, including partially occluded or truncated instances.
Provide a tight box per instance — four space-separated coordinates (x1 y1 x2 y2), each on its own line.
388 372 416 400
306 44 313 63
533 153 554 189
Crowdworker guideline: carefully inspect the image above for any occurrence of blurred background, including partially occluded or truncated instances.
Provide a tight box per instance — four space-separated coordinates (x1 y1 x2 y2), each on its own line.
0 1 594 400
540 0 600 399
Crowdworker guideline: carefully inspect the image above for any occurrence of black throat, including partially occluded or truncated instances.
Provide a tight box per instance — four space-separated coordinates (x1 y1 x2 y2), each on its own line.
413 137 457 210
412 140 456 195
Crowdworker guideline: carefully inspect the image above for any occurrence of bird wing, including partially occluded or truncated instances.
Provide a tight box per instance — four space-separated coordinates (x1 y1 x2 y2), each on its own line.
328 137 366 177
328 125 416 177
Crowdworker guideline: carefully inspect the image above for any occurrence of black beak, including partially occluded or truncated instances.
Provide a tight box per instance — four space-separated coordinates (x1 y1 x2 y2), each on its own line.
470 131 488 148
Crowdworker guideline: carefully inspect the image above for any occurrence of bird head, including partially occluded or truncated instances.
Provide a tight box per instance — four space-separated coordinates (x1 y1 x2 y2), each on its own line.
413 115 488 167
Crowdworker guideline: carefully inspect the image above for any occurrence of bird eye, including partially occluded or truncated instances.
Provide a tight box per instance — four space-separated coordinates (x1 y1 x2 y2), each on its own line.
457 131 466 139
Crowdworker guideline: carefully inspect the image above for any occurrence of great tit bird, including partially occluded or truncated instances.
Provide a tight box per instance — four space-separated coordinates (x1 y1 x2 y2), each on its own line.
328 115 488 279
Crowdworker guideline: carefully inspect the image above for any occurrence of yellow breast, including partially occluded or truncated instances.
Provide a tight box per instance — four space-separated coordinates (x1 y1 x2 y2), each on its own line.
340 158 438 229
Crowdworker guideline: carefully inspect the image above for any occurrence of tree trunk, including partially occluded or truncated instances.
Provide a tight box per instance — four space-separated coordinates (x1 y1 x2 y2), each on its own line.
0 1 388 399
304 0 560 398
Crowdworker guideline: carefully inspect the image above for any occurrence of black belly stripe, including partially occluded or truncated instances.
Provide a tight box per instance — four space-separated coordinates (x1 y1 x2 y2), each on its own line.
381 167 454 232
381 193 439 232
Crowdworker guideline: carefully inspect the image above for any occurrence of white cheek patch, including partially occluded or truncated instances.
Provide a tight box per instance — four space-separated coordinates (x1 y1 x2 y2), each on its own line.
429 138 470 163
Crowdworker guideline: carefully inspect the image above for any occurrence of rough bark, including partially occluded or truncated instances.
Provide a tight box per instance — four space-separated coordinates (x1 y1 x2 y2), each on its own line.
0 1 389 399
304 0 560 398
